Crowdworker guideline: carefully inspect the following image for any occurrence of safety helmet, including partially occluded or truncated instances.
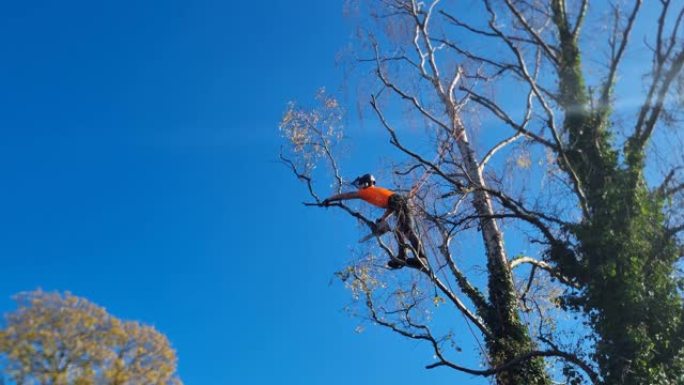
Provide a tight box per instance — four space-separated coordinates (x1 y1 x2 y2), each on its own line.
353 173 376 188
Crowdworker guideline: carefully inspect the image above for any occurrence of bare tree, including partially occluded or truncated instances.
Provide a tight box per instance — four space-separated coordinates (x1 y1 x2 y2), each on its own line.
281 1 684 384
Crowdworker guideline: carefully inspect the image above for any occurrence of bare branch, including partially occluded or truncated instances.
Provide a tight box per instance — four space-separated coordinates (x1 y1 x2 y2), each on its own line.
409 0 445 93
482 0 590 217
510 256 579 288
462 88 557 149
572 0 589 37
635 49 684 146
600 0 642 109
426 349 599 385
630 2 684 150
429 215 491 313
440 10 552 48
280 152 321 202
429 271 492 337
500 0 560 65
373 43 451 132
370 95 464 189
478 86 536 172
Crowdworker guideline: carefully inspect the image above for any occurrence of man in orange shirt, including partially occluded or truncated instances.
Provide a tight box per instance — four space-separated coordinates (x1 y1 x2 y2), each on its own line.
322 174 427 269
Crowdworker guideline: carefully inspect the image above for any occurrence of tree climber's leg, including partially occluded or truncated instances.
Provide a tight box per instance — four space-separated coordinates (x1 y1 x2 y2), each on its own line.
389 194 428 269
386 227 410 269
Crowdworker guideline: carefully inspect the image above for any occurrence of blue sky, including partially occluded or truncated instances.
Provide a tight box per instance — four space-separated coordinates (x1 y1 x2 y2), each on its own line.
0 1 473 384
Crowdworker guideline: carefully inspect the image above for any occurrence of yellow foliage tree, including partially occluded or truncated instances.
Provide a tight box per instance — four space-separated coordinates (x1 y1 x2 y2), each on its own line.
0 290 182 385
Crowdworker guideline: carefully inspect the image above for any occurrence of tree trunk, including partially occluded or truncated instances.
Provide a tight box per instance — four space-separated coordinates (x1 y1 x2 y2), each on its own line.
453 116 551 385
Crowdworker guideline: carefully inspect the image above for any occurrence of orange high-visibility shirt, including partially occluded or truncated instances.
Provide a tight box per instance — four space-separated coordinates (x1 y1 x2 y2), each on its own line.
358 186 394 208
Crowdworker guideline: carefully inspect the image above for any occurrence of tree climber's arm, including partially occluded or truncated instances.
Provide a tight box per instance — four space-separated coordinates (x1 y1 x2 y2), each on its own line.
322 191 360 205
